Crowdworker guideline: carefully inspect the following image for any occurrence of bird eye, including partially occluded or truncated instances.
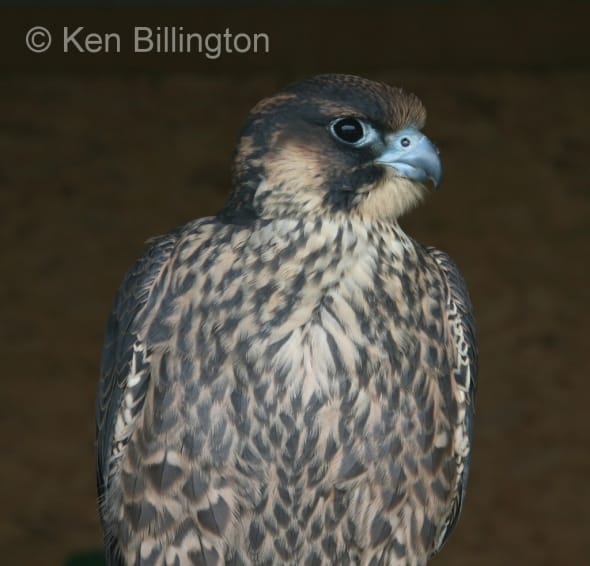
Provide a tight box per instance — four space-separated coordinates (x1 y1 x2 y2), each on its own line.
330 117 367 145
400 137 411 148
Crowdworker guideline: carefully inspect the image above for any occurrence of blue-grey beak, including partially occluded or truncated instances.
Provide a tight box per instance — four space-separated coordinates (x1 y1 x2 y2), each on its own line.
375 127 442 190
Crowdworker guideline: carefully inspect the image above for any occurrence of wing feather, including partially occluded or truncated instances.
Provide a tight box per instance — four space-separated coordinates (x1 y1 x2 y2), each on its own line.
427 247 478 551
95 233 177 563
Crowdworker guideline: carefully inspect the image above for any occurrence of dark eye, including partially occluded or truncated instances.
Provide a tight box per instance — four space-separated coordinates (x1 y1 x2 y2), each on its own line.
330 117 366 144
400 137 411 148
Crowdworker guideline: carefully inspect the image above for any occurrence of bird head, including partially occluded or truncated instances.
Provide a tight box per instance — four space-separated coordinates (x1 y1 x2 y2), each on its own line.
225 74 441 223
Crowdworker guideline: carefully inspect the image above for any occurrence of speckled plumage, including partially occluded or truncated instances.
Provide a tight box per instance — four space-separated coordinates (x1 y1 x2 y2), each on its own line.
96 74 477 566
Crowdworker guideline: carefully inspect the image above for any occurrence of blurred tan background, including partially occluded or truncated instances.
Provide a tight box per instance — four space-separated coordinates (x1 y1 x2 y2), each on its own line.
1 4 589 565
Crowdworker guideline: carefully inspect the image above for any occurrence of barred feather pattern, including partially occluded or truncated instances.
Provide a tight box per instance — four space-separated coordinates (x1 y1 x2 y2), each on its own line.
426 247 477 554
98 216 475 566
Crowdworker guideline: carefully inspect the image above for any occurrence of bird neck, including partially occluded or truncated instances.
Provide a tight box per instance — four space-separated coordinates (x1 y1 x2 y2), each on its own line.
246 216 416 280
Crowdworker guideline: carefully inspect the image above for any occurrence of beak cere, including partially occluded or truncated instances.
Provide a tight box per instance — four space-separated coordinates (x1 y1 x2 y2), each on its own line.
376 127 443 190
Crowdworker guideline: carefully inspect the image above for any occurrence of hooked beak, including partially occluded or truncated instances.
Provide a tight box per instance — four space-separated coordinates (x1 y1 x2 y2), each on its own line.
375 127 442 190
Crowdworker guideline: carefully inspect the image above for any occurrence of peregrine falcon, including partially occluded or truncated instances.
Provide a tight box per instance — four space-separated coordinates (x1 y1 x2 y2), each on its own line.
96 74 477 566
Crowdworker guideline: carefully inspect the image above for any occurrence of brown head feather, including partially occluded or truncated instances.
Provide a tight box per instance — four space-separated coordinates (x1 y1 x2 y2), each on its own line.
223 74 431 223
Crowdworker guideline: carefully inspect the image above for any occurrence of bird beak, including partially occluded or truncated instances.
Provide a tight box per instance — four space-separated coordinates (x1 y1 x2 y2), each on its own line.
375 127 442 190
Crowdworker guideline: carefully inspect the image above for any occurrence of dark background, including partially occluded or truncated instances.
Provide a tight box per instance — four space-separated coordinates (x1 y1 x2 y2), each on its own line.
1 3 589 564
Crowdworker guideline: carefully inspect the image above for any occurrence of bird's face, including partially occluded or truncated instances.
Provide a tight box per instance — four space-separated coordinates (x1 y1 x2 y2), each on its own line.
226 74 442 223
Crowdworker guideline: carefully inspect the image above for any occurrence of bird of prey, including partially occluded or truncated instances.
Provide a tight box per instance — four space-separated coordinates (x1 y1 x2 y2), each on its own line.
96 74 477 566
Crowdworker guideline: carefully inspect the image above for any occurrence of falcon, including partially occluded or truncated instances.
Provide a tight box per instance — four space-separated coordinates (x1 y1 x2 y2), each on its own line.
96 74 477 566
